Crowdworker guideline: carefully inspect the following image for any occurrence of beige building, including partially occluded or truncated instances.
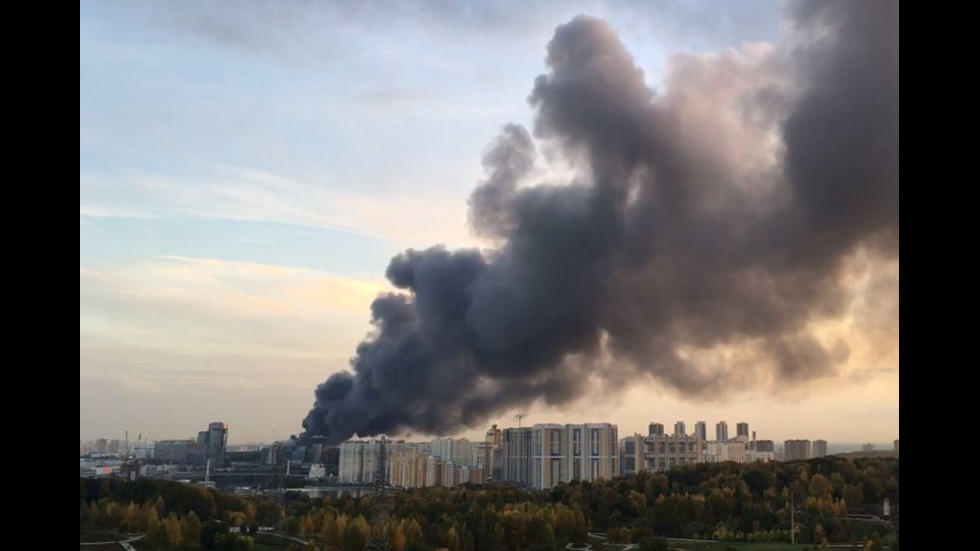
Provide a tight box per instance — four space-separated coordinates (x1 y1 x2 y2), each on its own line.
704 440 746 464
529 422 619 489
812 440 828 458
425 455 443 487
338 440 386 484
431 437 475 466
783 440 811 461
387 443 428 488
624 432 702 472
485 424 502 478
746 449 775 463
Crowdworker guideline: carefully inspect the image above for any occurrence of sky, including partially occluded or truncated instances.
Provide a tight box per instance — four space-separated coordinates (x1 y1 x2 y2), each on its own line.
80 0 898 446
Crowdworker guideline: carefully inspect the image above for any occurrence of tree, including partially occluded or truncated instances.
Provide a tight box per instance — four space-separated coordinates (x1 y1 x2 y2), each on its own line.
201 521 228 550
390 520 408 551
864 532 884 551
321 512 338 545
228 511 248 528
182 511 203 545
164 513 183 549
809 474 833 501
342 515 369 551
284 516 302 537
842 485 864 509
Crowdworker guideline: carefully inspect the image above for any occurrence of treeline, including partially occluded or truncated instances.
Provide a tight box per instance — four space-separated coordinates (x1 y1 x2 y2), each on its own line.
80 456 897 551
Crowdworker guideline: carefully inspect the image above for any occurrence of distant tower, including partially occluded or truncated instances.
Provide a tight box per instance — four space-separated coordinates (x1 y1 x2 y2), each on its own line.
484 424 502 481
198 422 228 467
648 422 665 437
694 421 707 441
812 439 828 458
716 421 729 442
674 421 686 437
736 422 749 439
784 440 811 461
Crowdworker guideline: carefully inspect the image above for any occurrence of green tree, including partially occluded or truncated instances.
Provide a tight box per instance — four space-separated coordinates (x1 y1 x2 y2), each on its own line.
284 516 302 537
842 484 864 508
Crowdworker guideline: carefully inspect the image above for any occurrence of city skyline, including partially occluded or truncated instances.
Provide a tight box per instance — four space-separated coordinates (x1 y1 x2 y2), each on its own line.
81 1 898 445
81 409 894 449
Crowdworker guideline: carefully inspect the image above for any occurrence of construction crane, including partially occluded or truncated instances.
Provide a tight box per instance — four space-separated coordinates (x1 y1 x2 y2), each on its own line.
514 412 528 428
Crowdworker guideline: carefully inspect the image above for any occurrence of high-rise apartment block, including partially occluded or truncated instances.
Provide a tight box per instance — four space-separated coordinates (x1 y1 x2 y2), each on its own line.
197 422 228 467
528 423 619 489
485 424 502 480
736 422 749 439
716 421 729 442
623 431 702 472
431 437 476 466
674 421 686 436
704 440 746 463
501 427 533 487
648 422 665 437
812 440 828 458
694 421 707 441
338 439 387 484
387 443 428 488
498 423 618 489
783 440 811 461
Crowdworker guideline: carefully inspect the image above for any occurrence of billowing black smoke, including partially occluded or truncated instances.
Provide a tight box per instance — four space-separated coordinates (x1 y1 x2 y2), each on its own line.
303 1 898 444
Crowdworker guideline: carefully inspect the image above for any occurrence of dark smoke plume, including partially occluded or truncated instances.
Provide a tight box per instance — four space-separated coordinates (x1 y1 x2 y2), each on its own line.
303 1 899 444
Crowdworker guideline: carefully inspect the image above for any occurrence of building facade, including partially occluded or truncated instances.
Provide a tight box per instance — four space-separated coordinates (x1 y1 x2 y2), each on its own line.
338 440 387 484
501 427 533 487
624 432 702 472
736 422 749 439
704 440 746 464
812 440 828 458
154 440 196 463
499 423 619 489
783 440 811 461
694 421 707 442
716 421 729 442
485 424 502 479
197 422 228 467
388 443 428 488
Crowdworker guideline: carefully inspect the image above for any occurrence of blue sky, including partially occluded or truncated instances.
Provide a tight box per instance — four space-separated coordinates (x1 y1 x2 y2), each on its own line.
80 1 898 445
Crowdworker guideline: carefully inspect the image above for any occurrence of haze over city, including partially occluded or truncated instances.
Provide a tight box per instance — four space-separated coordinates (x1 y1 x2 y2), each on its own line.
80 1 898 447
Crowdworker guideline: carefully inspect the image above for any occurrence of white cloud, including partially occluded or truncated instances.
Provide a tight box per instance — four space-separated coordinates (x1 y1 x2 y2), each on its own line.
80 166 478 249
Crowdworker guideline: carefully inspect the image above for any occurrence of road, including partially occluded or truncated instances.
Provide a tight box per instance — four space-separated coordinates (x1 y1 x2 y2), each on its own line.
80 534 145 549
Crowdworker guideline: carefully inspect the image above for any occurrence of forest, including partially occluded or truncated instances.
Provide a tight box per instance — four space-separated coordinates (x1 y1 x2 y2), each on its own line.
80 456 898 551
